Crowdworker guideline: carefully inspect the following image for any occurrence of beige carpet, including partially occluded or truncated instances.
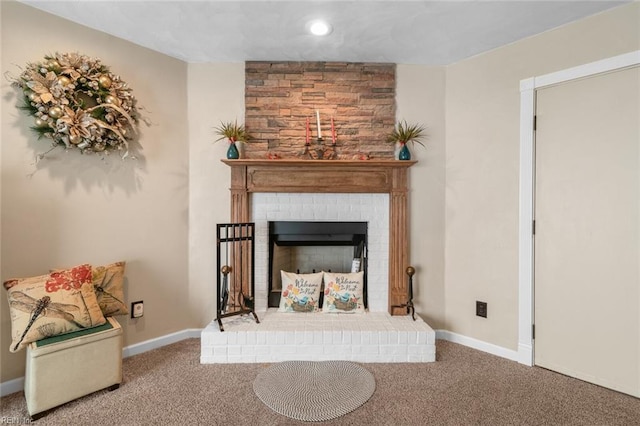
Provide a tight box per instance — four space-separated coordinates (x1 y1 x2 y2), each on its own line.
1 339 639 425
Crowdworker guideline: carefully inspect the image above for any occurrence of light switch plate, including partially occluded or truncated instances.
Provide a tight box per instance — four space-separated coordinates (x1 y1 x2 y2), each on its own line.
131 301 144 318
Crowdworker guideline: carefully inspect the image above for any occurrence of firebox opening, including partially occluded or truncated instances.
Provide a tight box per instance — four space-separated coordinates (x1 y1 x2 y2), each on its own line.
268 221 368 308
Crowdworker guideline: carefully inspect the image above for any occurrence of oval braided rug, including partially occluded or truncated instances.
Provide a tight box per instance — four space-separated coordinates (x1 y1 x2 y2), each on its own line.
253 360 376 422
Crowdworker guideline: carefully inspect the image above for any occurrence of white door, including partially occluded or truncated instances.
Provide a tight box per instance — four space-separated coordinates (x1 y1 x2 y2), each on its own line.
534 66 640 397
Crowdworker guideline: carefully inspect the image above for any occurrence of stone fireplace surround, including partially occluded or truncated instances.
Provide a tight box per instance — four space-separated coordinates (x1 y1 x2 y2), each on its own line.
200 159 435 363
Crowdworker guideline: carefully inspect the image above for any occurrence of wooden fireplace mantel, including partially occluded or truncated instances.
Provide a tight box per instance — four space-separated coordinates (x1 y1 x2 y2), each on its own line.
222 159 416 315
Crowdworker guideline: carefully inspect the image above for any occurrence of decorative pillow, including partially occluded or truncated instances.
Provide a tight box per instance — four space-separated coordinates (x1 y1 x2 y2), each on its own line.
278 271 323 313
91 261 128 316
3 264 106 352
322 271 365 313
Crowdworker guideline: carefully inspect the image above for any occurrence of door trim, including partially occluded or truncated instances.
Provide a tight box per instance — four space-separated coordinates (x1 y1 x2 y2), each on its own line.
518 50 640 366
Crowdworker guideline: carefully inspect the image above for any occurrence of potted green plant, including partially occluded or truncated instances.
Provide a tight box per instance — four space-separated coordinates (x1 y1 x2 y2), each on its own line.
214 120 249 159
386 120 426 160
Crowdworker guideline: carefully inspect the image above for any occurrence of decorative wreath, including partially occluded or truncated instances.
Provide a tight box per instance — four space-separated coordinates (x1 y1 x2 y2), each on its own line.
11 52 139 156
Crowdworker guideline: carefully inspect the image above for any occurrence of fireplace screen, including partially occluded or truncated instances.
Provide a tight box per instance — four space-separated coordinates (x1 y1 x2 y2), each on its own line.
268 221 368 308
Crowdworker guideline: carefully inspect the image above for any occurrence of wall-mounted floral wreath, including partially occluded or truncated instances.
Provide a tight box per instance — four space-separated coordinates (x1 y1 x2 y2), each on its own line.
10 52 139 158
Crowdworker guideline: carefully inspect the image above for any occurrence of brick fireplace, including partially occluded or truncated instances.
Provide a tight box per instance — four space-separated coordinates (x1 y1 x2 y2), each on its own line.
255 194 385 312
224 158 414 311
200 159 436 363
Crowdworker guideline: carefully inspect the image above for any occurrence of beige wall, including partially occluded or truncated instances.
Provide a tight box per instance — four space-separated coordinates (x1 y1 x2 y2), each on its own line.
187 63 244 327
444 2 639 350
397 65 446 329
1 1 189 382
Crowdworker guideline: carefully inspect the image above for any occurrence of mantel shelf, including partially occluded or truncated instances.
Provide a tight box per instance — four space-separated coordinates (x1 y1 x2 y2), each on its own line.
222 159 417 168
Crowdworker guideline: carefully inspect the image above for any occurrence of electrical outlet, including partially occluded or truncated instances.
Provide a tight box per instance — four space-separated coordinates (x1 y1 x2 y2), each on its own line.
476 301 487 318
131 301 144 318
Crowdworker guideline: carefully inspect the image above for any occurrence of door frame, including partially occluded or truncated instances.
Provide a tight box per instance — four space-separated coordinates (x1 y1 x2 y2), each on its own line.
518 50 640 366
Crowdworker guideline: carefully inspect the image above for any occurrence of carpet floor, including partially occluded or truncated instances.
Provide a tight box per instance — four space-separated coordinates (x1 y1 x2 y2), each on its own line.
1 339 638 425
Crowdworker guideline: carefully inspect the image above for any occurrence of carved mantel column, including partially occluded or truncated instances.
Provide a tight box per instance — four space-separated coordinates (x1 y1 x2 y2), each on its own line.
229 164 250 223
389 167 410 315
222 159 416 316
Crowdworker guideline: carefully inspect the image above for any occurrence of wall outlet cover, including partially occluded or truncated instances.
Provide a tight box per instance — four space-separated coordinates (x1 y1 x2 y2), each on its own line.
131 301 144 318
476 301 487 318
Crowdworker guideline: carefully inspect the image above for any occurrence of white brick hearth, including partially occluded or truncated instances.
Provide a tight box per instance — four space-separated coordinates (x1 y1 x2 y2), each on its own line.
201 192 436 364
201 309 436 363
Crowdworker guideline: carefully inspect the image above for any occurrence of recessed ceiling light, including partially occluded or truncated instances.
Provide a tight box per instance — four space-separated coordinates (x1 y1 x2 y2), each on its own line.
307 20 332 36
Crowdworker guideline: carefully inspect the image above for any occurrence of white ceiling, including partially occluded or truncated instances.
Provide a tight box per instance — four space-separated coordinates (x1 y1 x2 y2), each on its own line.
20 1 630 65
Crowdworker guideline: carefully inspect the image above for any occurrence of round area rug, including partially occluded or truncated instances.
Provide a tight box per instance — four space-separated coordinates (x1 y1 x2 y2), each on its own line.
253 360 376 422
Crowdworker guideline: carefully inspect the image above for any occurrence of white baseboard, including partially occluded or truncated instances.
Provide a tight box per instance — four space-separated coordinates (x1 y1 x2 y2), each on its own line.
3 328 517 397
1 328 202 397
0 377 25 398
436 330 519 361
121 328 201 358
517 342 534 366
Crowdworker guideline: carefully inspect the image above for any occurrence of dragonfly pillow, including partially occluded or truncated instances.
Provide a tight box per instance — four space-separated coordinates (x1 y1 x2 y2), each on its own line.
322 271 365 313
90 261 128 316
52 261 128 316
3 264 106 352
278 271 323 313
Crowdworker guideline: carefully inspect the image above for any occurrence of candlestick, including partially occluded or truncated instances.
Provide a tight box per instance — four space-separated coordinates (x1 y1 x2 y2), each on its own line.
306 117 310 145
331 117 336 145
316 110 322 139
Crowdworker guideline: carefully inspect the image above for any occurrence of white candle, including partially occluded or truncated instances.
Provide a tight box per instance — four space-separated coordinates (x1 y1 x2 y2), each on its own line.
316 110 322 139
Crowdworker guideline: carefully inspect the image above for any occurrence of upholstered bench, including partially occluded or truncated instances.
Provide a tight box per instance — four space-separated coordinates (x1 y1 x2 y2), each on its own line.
24 316 123 419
